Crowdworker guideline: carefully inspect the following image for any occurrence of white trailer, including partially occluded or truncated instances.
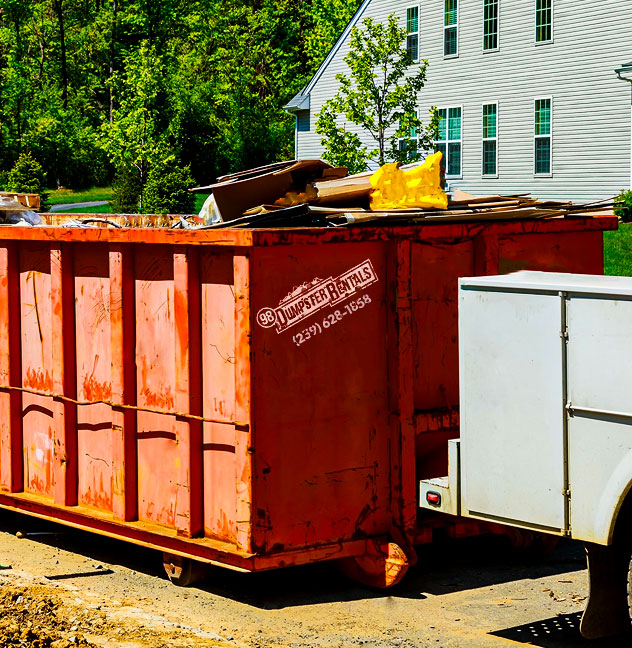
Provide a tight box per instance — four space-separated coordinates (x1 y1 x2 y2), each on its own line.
420 271 632 639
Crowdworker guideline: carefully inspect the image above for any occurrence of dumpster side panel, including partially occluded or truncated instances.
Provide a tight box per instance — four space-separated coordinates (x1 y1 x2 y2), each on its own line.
498 231 604 275
20 244 55 498
410 226 605 482
200 250 239 544
411 240 474 412
74 245 114 512
134 246 179 529
251 243 390 552
410 240 474 480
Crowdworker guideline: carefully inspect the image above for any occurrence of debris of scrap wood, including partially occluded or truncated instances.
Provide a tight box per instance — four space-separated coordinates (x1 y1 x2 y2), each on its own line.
191 157 613 229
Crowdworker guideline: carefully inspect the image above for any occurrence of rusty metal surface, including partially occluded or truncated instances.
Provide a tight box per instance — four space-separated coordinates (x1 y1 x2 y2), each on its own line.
0 216 616 573
40 213 194 228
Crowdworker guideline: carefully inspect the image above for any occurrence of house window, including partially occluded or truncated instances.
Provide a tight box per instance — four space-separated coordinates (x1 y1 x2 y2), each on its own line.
535 0 552 42
444 0 458 57
483 0 499 51
534 98 551 175
436 107 462 176
482 103 497 176
296 111 310 132
406 6 419 61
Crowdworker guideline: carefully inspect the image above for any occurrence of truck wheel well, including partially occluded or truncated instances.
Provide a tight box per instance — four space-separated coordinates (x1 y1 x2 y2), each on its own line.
612 488 632 546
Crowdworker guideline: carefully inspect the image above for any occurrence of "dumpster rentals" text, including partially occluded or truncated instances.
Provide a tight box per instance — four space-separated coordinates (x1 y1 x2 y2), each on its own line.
256 259 378 333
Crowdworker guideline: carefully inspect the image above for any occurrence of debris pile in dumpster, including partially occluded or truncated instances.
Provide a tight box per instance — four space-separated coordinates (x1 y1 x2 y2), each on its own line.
193 154 614 229
14 154 613 230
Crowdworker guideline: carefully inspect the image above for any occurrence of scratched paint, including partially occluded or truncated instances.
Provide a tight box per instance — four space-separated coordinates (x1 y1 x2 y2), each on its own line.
135 247 178 529
20 246 55 498
201 251 239 544
253 243 391 552
74 248 115 512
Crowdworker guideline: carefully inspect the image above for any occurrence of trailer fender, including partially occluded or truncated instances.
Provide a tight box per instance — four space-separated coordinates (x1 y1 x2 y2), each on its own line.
589 458 632 546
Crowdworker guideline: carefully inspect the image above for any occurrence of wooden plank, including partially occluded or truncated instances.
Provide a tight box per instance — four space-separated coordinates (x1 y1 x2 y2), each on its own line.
109 245 138 521
50 244 78 506
0 243 23 492
313 175 372 205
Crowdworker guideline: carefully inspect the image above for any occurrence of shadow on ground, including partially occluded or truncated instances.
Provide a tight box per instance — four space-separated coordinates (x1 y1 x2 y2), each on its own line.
0 509 588 612
490 611 621 647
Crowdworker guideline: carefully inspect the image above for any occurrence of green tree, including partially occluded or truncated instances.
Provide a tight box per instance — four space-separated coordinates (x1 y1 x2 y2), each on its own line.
144 163 195 214
100 41 175 209
0 0 359 188
4 151 46 194
316 14 438 172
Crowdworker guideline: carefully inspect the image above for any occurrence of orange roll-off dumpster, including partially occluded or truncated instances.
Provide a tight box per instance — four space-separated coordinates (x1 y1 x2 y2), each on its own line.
0 216 616 586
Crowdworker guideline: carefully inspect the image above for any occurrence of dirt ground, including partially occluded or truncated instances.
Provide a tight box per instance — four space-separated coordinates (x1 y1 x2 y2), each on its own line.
0 510 618 648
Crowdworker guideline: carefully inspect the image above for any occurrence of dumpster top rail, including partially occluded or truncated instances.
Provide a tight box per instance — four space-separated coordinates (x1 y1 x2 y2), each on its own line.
0 214 618 246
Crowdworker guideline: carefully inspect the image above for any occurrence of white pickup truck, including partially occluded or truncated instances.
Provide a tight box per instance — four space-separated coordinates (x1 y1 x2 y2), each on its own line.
420 271 632 640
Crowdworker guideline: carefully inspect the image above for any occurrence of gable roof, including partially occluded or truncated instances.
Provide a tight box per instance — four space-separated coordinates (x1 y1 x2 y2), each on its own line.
284 0 372 112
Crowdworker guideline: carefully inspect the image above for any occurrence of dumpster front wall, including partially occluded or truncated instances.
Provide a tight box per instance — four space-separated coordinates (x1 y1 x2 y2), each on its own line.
251 243 391 553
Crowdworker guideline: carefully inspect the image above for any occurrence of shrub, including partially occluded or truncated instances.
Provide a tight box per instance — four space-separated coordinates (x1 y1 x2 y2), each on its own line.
5 152 46 194
615 189 632 223
143 164 195 214
112 166 141 213
24 116 110 190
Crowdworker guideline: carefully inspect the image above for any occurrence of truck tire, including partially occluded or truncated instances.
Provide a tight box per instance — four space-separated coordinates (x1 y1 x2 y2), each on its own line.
627 550 632 617
580 542 632 639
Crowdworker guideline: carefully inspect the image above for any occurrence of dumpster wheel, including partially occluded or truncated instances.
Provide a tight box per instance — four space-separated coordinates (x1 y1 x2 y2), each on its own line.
336 539 415 589
162 553 209 587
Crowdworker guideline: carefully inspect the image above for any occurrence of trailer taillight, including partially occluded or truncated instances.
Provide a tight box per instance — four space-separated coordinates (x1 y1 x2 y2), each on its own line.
426 492 441 506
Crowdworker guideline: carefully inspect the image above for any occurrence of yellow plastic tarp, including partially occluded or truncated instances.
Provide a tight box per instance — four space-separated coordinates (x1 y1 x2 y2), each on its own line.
369 151 448 211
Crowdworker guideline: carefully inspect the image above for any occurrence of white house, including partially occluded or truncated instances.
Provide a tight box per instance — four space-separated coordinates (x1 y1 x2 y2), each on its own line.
285 1 632 201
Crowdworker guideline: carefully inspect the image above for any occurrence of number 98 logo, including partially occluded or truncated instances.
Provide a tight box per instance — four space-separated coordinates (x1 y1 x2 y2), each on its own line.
257 307 277 328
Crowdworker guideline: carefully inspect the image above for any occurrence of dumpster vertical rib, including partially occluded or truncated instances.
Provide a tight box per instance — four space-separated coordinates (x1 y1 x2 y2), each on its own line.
174 248 203 537
51 244 78 506
109 244 138 521
473 226 500 275
0 243 23 492
234 251 252 552
394 240 416 537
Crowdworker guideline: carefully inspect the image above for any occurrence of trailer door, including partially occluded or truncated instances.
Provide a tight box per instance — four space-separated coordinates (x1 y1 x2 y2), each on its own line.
459 282 566 532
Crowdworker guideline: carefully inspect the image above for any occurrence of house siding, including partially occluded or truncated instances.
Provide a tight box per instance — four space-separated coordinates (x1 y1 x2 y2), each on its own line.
296 0 632 201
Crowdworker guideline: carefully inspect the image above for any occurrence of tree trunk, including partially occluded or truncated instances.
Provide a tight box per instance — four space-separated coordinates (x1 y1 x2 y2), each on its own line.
52 0 69 109
109 0 118 123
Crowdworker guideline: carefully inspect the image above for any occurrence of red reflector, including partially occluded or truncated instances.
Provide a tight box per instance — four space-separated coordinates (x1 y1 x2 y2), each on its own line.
426 491 441 506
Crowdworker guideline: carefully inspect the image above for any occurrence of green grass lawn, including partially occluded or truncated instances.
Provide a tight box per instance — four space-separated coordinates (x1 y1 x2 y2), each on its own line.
47 187 209 215
47 186 113 205
604 222 632 276
63 203 113 214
